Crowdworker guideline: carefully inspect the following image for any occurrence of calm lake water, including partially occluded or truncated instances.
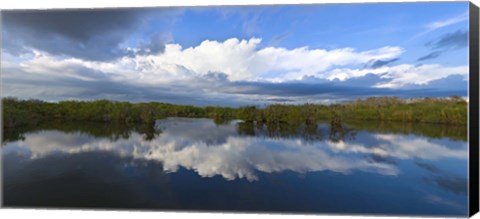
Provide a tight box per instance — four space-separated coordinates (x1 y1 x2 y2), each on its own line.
2 118 469 216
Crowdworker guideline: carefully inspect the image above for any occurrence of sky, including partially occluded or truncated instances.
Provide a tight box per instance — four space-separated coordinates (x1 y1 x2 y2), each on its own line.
0 2 470 106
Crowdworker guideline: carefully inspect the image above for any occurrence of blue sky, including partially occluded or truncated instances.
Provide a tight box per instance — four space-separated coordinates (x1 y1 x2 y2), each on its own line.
1 2 470 106
171 3 468 64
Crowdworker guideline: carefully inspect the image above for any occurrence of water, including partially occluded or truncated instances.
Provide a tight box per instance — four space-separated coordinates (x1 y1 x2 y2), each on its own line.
2 118 468 216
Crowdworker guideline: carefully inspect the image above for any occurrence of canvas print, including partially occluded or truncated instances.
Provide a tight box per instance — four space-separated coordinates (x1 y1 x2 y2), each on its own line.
1 2 475 217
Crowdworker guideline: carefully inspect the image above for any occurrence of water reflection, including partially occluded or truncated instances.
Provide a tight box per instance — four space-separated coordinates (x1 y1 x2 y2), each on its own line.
3 118 467 181
2 118 468 215
2 121 148 144
416 160 468 195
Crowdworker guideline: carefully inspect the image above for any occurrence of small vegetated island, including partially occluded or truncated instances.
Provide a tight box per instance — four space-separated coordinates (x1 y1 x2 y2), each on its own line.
3 96 467 127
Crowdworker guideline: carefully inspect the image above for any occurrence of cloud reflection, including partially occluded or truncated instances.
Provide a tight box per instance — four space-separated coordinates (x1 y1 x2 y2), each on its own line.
327 133 467 160
3 119 467 181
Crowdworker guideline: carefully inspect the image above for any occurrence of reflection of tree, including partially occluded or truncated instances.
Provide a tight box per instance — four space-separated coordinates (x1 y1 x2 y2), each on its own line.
213 117 230 126
236 121 329 141
304 122 321 141
237 122 255 136
258 122 294 138
1 120 163 144
237 122 299 138
266 122 299 138
136 122 162 141
236 120 359 143
3 116 465 147
328 122 357 143
345 120 467 141
236 118 357 142
2 129 26 146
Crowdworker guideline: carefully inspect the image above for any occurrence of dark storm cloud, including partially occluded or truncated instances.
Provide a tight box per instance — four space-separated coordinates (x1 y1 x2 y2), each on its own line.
402 74 467 97
417 51 442 61
1 65 247 107
3 76 220 106
134 32 171 56
265 98 294 102
301 74 390 88
219 73 467 101
2 9 170 61
3 67 146 100
225 79 393 98
223 74 394 97
417 29 468 61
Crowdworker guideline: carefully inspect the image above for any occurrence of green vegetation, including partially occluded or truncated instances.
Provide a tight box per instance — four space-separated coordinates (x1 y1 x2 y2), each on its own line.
2 98 228 128
339 96 467 125
2 96 467 130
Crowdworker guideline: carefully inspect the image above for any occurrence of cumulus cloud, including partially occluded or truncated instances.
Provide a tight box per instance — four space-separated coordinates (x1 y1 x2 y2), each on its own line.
93 37 401 82
2 37 468 104
7 37 405 83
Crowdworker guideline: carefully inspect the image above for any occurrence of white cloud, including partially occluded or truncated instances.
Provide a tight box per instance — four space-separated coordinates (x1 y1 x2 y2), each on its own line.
5 37 405 83
324 64 468 88
120 37 404 82
8 37 464 88
408 11 469 42
325 66 390 81
328 134 467 160
425 11 468 31
374 64 468 88
1 37 468 103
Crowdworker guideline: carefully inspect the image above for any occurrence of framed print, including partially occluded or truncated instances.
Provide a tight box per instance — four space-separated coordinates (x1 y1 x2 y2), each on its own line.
1 1 479 217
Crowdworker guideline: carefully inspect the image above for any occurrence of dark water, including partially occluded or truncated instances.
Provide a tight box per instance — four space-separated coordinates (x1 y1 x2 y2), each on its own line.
2 118 468 216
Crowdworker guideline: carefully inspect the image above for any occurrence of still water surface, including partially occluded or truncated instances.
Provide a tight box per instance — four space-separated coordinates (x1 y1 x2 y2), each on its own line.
2 118 468 216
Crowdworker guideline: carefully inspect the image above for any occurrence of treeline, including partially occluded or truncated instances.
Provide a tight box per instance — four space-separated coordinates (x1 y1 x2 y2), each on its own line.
3 118 466 147
340 96 467 125
2 96 467 129
223 96 467 126
2 98 234 128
